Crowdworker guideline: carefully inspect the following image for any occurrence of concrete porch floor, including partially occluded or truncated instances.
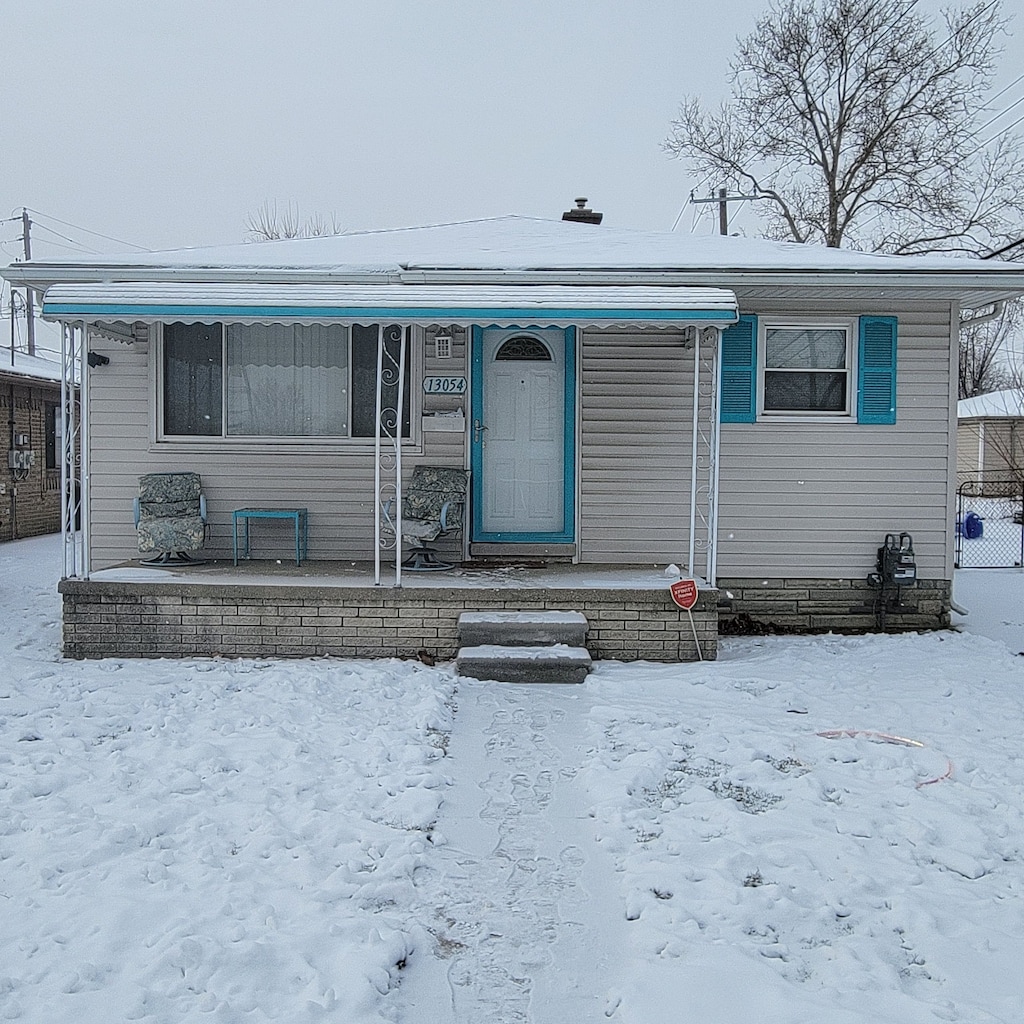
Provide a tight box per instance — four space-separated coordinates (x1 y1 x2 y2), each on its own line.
86 557 701 592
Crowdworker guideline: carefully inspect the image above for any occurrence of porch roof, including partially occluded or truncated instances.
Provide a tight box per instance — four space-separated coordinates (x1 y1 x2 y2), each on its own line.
41 281 738 329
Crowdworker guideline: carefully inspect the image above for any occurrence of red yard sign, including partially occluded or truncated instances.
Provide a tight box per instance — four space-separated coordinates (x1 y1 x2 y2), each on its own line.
669 578 698 610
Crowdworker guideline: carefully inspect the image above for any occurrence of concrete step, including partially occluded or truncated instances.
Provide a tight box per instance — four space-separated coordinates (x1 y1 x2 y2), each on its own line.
457 610 588 648
456 644 593 684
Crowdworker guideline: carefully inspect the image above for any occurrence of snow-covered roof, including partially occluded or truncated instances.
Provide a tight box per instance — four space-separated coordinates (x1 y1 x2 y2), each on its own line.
0 350 63 383
958 388 1024 419
7 215 1024 306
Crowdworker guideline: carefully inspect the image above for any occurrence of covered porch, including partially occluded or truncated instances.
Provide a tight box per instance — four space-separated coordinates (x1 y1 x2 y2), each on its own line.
47 279 735 663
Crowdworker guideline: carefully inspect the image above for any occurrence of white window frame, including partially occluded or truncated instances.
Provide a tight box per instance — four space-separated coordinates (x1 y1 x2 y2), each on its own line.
756 317 857 422
154 322 421 448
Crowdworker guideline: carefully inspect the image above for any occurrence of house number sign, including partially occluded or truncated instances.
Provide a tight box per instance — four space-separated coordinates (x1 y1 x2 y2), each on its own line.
422 376 467 394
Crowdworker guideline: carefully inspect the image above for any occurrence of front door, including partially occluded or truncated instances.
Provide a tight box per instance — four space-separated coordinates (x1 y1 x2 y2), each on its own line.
471 326 575 542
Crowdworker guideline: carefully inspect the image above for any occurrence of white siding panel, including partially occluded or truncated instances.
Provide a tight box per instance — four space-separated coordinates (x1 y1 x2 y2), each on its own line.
580 330 696 563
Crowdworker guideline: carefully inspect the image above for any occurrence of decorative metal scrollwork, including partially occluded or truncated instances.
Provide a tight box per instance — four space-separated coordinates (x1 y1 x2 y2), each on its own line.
374 325 407 579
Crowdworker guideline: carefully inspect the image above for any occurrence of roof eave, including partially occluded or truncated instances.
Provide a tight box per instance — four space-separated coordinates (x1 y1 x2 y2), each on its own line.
8 261 1024 306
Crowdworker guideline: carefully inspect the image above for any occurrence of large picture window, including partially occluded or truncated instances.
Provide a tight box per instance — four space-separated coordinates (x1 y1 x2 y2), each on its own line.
162 322 412 439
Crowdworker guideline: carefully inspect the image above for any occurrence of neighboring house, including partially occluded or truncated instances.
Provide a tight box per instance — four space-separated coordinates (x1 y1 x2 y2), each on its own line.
0 350 68 541
957 388 1024 484
4 213 1024 660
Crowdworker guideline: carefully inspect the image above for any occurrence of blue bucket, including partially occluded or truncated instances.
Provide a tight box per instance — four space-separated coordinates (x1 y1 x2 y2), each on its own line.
960 511 983 539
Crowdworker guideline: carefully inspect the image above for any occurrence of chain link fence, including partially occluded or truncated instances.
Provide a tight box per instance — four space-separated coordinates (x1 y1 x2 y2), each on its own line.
955 475 1024 568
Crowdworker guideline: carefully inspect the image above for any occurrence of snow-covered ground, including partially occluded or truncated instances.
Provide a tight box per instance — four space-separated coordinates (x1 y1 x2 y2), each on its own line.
2 534 1023 1023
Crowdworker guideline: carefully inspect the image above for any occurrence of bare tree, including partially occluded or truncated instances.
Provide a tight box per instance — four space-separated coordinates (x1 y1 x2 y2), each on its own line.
665 0 1024 254
245 201 343 241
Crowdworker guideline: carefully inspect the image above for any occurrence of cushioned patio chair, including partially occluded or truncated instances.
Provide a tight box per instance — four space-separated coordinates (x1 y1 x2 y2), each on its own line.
134 471 208 564
383 465 469 570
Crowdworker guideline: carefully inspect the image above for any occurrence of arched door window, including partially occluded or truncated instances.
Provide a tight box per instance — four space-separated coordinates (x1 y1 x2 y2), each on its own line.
494 335 552 361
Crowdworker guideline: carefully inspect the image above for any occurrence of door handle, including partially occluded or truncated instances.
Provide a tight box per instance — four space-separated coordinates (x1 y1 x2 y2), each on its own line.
473 419 488 444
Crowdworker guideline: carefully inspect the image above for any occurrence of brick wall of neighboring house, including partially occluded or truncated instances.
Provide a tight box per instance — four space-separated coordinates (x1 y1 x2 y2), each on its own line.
0 372 65 542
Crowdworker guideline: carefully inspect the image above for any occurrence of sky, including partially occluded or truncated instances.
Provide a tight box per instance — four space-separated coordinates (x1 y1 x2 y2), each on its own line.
4 0 1024 254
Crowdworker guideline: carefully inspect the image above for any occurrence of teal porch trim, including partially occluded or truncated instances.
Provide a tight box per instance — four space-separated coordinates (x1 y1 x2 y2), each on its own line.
470 326 576 544
43 302 736 324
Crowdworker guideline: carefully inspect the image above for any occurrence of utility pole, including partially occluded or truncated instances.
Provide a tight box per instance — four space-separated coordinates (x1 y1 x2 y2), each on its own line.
21 208 35 356
689 189 761 235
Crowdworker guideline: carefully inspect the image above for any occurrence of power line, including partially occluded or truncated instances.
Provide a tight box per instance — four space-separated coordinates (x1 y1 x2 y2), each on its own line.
30 221 100 254
986 69 1024 108
981 236 1024 259
974 90 1024 136
978 109 1024 151
21 207 150 252
27 236 97 257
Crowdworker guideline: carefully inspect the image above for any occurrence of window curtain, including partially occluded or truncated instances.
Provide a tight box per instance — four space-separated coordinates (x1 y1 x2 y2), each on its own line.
226 324 348 435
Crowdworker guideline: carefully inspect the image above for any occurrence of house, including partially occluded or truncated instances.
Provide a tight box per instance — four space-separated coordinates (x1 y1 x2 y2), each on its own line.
0 349 69 542
957 388 1024 484
5 212 1024 661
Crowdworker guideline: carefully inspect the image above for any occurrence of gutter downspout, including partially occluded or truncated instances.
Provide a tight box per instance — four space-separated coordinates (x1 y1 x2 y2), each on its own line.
960 300 1004 327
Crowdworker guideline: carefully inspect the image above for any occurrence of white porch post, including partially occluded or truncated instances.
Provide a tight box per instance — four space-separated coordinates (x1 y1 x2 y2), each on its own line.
687 326 723 586
688 328 701 579
707 327 723 586
373 324 407 586
60 321 87 579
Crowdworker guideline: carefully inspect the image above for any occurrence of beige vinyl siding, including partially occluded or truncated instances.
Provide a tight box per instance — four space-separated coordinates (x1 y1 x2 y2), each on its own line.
579 328 696 562
717 298 955 579
85 327 468 570
966 419 1024 478
957 422 983 479
578 300 955 579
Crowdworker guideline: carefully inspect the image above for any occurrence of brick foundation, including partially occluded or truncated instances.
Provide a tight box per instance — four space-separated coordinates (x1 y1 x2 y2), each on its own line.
717 577 952 634
58 580 719 662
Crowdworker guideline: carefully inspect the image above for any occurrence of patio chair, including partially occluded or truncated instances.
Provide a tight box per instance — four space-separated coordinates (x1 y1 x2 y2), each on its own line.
134 471 208 564
383 465 469 570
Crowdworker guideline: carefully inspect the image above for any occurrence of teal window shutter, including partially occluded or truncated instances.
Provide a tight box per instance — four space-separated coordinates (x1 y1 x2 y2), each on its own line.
857 316 897 424
720 315 757 423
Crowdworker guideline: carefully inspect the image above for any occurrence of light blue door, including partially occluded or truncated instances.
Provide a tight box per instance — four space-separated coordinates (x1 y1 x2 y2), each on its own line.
471 326 575 543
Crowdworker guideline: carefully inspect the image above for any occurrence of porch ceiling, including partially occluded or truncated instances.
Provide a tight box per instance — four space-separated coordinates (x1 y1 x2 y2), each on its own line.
41 282 738 329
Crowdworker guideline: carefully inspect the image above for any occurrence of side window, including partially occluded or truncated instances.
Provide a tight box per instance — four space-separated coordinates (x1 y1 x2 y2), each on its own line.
762 324 852 416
